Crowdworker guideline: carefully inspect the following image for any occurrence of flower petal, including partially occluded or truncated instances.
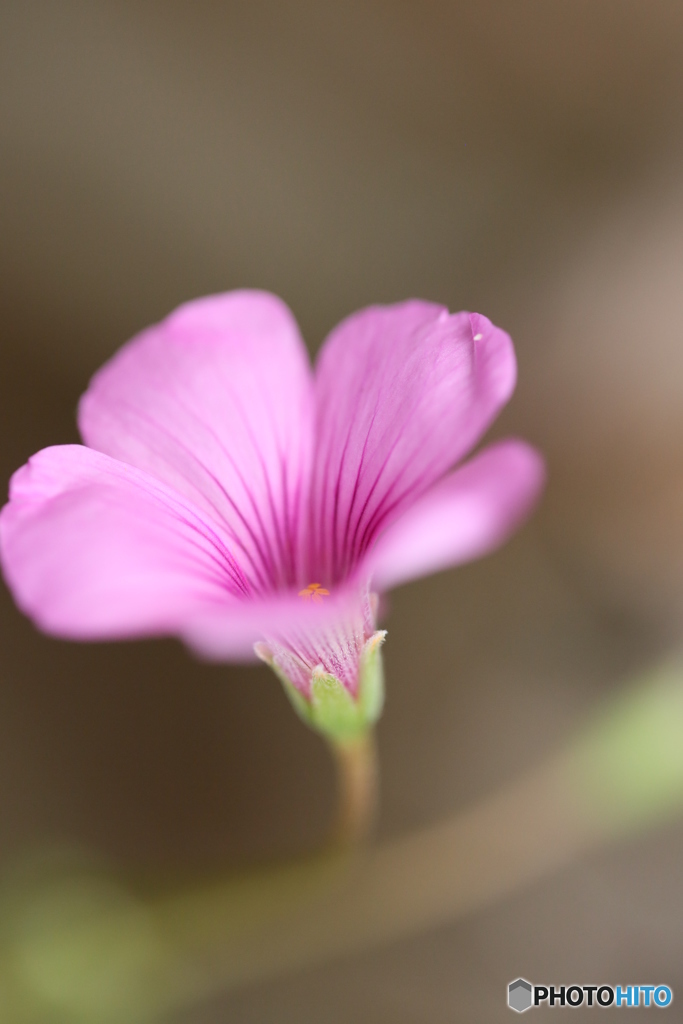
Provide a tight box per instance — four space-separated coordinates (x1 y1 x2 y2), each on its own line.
79 291 314 593
309 302 517 582
183 582 373 673
365 439 545 592
0 445 253 639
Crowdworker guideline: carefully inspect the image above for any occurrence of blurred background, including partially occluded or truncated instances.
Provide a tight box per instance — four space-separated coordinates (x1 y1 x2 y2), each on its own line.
2 1 683 1020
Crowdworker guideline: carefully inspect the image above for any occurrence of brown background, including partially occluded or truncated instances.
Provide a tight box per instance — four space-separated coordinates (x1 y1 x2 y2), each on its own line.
2 2 683 1020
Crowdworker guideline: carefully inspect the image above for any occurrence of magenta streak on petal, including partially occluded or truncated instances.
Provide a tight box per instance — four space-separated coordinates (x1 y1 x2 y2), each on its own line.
163 511 250 596
0 445 255 639
344 415 432 574
94 389 296 594
79 289 314 597
265 586 374 698
257 375 309 585
310 304 518 587
350 443 452 572
153 380 298 592
218 386 285 582
365 439 546 592
310 305 431 583
346 362 472 566
337 404 379 581
107 398 277 594
326 388 444 580
279 457 297 585
228 385 300 590
329 416 357 584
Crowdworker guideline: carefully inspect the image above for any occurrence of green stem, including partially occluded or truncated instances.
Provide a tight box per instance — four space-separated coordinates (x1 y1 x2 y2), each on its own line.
328 730 379 848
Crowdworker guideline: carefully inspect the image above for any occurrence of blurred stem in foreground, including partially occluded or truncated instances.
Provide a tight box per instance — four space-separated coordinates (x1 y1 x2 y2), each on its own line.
4 659 683 1022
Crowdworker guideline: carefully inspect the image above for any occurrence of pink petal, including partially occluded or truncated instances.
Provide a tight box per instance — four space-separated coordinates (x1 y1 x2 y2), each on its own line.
309 302 517 582
185 584 374 682
365 439 545 592
0 444 376 663
79 291 314 594
0 445 254 639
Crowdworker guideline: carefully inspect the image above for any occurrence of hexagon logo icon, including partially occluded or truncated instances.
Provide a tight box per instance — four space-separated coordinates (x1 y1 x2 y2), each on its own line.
508 979 533 1013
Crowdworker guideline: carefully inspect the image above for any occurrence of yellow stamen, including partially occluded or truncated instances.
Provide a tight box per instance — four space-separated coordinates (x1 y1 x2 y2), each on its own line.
298 582 331 603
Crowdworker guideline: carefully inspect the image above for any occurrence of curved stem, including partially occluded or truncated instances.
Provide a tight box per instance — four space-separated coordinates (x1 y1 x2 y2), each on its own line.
327 730 379 848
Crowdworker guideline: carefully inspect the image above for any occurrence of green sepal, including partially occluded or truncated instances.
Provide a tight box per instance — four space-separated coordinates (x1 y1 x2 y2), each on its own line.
262 632 386 742
310 669 361 739
357 629 386 726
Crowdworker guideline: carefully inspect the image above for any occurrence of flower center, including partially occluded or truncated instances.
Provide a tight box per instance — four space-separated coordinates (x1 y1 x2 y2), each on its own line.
298 582 330 603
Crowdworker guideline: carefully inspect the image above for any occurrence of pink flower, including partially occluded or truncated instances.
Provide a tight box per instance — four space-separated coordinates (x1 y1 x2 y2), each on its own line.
0 292 543 737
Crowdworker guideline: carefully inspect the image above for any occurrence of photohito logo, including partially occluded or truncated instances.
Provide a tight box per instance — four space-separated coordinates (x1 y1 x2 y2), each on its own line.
507 979 673 1012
